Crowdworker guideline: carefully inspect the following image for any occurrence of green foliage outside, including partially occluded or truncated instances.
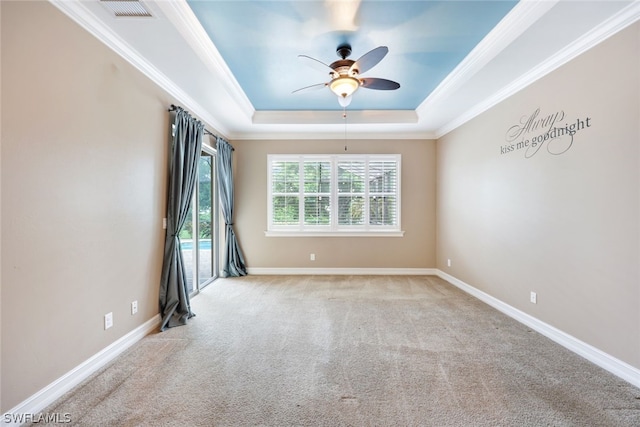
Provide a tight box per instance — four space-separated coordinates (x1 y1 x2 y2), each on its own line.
271 159 398 227
180 155 213 240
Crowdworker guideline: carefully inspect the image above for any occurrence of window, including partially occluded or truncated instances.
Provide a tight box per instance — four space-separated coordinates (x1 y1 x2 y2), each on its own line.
267 154 402 236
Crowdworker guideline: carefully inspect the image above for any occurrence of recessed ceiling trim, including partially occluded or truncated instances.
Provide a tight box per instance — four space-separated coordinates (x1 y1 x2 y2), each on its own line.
48 0 638 141
252 110 418 125
153 0 255 119
49 0 231 137
232 130 436 141
435 0 640 139
417 0 557 113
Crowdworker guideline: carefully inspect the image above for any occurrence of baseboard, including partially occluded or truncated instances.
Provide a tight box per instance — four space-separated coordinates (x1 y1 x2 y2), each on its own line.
247 267 437 275
2 314 161 426
436 270 640 389
5 272 638 425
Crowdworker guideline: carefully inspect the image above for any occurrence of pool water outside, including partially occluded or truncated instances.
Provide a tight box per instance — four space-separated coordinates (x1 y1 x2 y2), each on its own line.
180 239 215 294
180 240 212 251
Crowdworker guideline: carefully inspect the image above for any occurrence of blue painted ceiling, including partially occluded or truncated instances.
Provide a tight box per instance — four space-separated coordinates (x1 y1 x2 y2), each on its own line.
187 0 519 112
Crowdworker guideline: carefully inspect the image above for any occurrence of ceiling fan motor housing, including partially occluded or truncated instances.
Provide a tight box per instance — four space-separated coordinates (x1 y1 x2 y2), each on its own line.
336 43 352 59
330 59 357 77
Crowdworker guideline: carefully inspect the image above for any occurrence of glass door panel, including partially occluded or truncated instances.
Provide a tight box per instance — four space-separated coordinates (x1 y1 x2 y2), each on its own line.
198 152 216 288
179 148 218 296
180 199 196 295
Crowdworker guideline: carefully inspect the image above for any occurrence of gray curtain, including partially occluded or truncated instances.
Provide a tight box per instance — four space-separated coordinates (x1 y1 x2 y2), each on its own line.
159 107 203 331
216 137 247 277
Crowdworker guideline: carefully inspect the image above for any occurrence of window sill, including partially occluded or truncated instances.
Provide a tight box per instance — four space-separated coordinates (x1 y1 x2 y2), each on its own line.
264 230 405 237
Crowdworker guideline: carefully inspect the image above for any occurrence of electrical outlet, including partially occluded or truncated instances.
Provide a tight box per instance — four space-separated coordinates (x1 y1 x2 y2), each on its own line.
530 292 537 304
447 259 451 267
131 301 138 315
310 253 315 261
104 312 113 330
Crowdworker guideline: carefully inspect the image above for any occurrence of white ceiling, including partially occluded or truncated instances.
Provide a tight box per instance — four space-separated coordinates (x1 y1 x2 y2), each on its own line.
51 0 639 140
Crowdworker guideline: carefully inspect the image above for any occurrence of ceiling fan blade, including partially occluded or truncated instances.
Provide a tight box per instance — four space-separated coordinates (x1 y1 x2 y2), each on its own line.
292 82 328 94
350 46 388 75
360 78 400 90
298 55 334 75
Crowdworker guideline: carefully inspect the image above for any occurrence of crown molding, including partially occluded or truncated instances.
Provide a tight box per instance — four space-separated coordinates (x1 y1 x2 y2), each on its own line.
231 129 436 141
434 0 640 138
252 109 418 125
152 0 255 118
48 0 232 137
418 0 558 114
48 0 639 142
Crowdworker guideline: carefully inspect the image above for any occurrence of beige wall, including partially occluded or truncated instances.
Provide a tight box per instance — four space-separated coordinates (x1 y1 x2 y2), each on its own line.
2 0 638 415
436 22 640 368
1 1 175 411
232 138 436 269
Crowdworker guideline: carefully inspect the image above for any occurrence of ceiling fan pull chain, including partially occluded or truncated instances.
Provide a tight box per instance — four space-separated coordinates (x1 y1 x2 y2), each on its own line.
343 109 348 152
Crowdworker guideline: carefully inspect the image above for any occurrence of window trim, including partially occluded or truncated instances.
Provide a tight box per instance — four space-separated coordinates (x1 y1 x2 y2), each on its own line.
267 154 403 237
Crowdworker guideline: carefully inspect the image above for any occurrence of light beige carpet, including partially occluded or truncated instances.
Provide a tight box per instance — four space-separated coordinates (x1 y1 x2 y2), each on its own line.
33 275 640 426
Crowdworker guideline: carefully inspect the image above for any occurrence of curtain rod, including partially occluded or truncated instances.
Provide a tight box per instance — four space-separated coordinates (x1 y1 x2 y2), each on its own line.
168 104 220 140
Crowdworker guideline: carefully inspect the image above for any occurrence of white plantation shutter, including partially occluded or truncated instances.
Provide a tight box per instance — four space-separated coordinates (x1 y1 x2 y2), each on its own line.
267 154 401 235
337 160 365 226
368 160 398 226
303 160 331 225
270 160 299 225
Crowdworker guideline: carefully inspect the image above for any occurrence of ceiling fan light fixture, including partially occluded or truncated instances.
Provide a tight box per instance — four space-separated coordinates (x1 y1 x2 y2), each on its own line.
330 76 360 100
338 94 352 107
295 44 399 108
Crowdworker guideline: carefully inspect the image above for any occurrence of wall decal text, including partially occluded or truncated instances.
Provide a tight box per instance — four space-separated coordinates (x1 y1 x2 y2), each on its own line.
501 108 592 158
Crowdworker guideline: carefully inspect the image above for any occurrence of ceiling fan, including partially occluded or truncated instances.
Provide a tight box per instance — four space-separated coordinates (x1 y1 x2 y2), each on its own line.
293 43 400 107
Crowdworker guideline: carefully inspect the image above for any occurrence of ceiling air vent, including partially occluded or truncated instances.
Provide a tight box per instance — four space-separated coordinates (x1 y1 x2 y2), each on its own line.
100 0 152 17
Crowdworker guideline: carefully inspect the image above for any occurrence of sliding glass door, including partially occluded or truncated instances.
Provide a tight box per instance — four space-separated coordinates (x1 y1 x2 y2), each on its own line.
180 147 218 295
197 150 216 288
